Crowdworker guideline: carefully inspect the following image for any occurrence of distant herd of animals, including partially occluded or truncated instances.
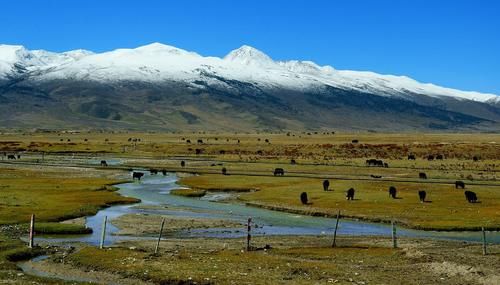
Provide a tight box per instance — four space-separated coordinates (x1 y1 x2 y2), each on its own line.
121 157 480 205
4 153 482 206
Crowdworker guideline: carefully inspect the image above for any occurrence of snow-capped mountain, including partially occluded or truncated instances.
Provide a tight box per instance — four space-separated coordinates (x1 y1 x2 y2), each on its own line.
0 43 499 131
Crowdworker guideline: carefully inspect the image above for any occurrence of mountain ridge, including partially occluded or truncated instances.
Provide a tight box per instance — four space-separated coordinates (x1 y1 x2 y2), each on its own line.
0 43 499 131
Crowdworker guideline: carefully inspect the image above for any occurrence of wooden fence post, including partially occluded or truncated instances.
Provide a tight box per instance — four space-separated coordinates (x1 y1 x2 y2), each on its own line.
28 214 35 248
332 210 340 248
246 217 252 251
482 227 487 255
99 216 107 249
391 220 397 249
155 218 166 254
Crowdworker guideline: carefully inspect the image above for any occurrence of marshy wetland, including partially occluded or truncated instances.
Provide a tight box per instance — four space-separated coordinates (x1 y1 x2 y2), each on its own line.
0 131 499 284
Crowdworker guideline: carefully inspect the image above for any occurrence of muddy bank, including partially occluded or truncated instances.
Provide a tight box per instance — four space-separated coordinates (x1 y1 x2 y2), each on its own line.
111 213 243 236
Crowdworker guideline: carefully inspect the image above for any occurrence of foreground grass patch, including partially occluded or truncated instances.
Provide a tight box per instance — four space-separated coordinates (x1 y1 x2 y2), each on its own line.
0 166 138 225
33 222 92 235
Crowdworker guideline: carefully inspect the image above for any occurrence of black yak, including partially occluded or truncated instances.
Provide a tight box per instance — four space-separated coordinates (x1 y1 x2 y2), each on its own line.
464 191 477 203
418 190 426 202
132 172 144 180
274 168 285 176
100 160 108 167
300 192 308 205
346 188 355 200
419 172 427 179
323 180 330 191
455 181 465 189
389 186 397 199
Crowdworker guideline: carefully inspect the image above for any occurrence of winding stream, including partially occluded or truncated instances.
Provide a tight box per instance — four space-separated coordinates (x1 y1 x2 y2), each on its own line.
38 171 500 245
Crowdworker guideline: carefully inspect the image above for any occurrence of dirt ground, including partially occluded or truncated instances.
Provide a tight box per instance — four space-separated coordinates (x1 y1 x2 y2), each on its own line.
111 213 243 236
19 236 500 285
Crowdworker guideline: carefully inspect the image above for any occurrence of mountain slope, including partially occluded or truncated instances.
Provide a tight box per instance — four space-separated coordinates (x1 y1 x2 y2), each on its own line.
0 43 499 131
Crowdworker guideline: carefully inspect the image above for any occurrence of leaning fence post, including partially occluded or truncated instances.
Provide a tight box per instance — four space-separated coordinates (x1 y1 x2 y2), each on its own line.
391 220 397 249
155 218 166 254
482 227 487 255
99 216 107 249
332 210 340 248
246 217 252 251
28 214 35 248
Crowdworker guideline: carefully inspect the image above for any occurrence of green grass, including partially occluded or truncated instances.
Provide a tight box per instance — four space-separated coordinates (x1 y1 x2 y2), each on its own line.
170 188 207 197
180 174 500 230
33 222 92 235
0 166 138 225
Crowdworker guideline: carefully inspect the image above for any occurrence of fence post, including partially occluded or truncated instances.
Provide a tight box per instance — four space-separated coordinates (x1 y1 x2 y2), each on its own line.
28 214 35 248
99 216 107 249
155 218 166 254
482 227 487 255
332 210 340 248
246 217 252 251
391 220 397 249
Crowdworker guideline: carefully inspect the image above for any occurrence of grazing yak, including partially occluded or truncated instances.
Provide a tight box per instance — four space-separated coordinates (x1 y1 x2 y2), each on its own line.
464 191 478 203
7 155 16 160
132 172 144 180
419 172 427 179
222 167 227 175
300 192 308 205
351 139 359 144
366 159 384 167
407 154 416 160
418 190 426 202
370 175 382 179
323 180 330 191
427 155 434 161
274 168 285 176
149 169 158 175
389 186 397 199
180 160 185 167
455 181 465 189
100 160 108 167
290 159 296 165
161 169 167 176
346 188 355 200
436 154 444 160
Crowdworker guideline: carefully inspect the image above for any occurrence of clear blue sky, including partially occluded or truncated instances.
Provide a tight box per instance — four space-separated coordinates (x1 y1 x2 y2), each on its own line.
1 0 499 94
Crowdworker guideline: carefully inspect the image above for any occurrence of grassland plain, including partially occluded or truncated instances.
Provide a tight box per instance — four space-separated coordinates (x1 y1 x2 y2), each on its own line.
0 131 499 284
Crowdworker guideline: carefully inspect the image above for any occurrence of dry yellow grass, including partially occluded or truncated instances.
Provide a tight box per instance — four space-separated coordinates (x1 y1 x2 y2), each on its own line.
180 174 500 230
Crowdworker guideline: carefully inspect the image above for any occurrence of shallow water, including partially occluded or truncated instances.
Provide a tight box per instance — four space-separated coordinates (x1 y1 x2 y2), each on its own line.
37 172 500 245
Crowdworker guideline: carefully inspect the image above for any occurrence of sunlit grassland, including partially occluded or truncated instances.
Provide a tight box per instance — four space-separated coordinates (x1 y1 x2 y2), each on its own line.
180 174 500 230
0 166 137 225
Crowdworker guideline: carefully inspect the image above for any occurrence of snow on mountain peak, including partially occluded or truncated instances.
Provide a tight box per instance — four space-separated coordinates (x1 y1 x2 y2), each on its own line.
0 44 29 63
280 60 336 75
0 42 498 105
224 45 275 67
133 42 200 57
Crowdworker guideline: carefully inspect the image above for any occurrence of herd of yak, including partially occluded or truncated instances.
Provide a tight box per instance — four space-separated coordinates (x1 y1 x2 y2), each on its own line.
3 150 482 205
104 152 481 206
